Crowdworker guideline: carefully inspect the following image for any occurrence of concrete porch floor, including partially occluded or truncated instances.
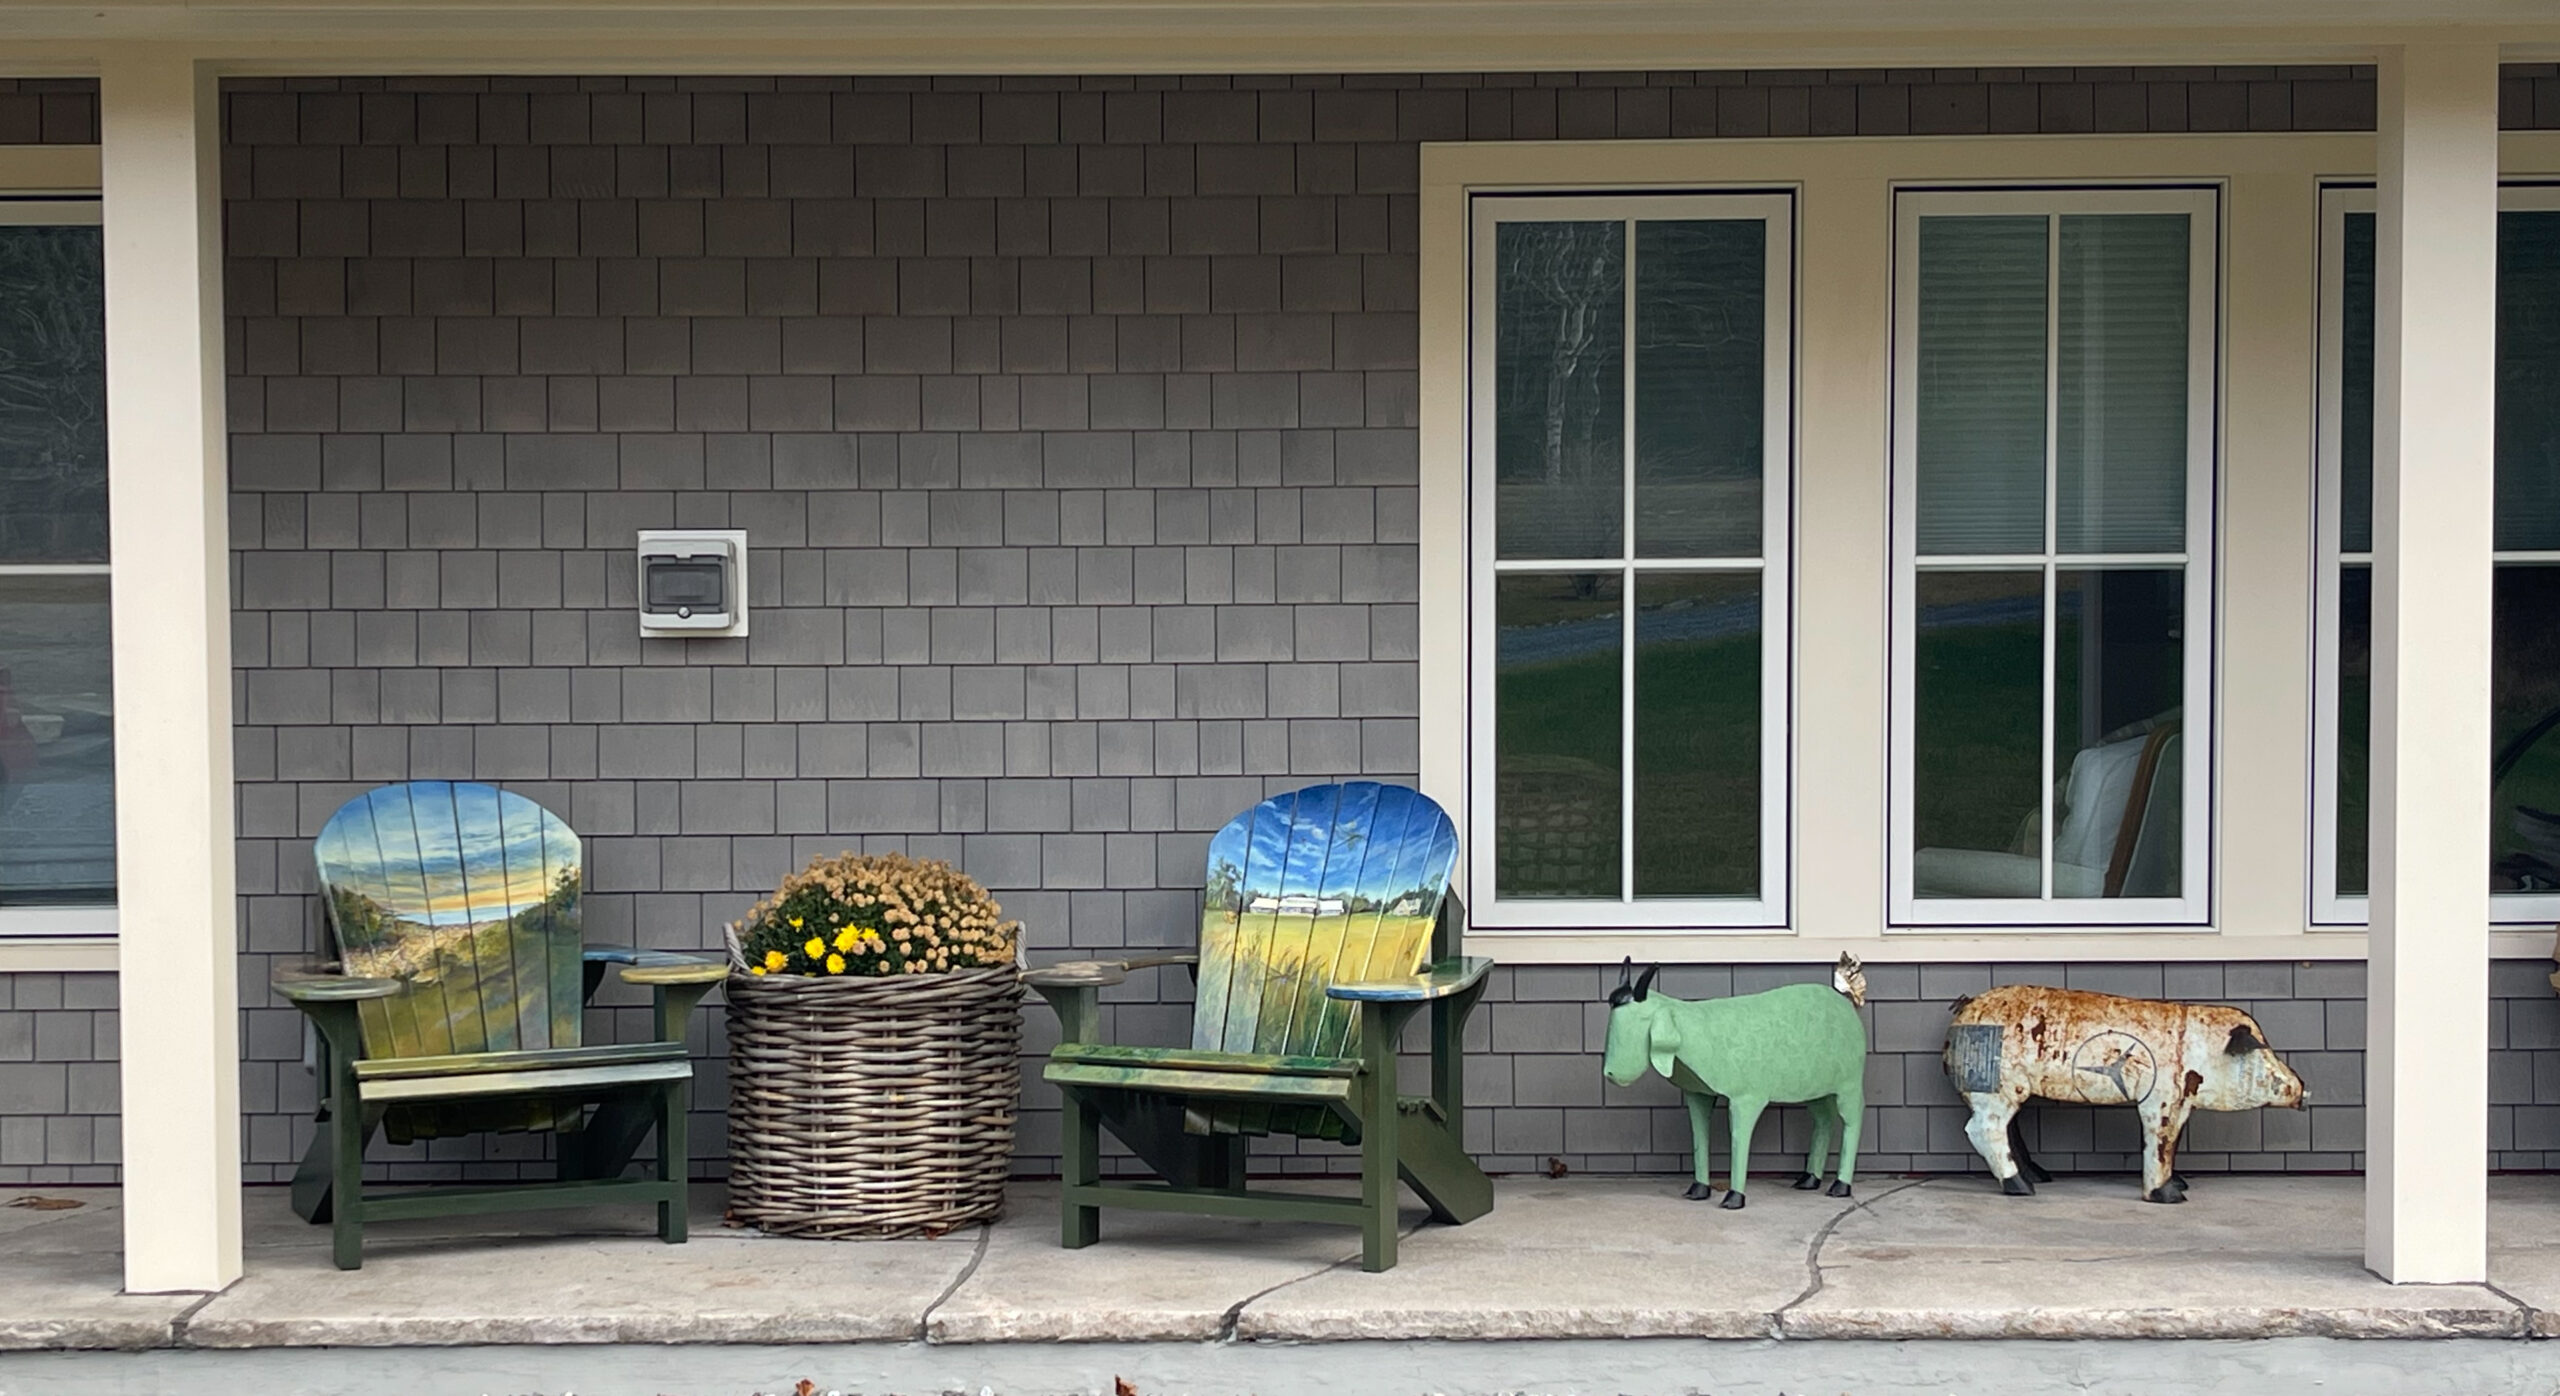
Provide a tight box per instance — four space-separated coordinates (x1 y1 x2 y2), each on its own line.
9 1174 2560 1351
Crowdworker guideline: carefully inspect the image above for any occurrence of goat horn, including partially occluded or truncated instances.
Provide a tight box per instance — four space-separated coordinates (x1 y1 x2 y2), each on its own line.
1633 965 1660 1002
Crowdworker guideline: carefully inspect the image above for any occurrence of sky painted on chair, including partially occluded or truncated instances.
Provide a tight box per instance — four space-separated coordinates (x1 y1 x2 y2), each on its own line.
315 781 571 927
1210 782 1459 916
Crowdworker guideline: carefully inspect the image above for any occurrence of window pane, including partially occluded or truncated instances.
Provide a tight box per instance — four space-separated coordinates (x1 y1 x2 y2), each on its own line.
2499 211 2560 552
1494 572 1622 899
1916 216 2048 556
0 225 106 565
2052 568 2185 899
1634 220 1763 558
1912 569 2044 898
2495 564 2560 893
1633 572 1759 898
2337 563 2370 897
2341 212 2375 556
2057 215 2190 554
0 574 113 904
1495 221 1625 560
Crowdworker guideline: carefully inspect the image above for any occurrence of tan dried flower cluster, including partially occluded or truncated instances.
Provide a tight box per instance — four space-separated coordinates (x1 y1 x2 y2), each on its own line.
732 851 1020 978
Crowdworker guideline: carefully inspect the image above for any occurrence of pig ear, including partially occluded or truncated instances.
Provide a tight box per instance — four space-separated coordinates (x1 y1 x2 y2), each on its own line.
2226 1024 2265 1055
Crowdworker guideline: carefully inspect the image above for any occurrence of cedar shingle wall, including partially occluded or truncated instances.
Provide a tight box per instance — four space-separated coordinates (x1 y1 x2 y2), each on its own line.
5 65 2559 1184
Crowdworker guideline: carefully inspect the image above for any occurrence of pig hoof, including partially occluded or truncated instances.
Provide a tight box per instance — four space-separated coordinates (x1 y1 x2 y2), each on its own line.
2001 1174 2036 1197
1827 1180 1853 1199
1718 1190 1747 1211
2144 1186 2186 1204
2170 1171 2190 1191
1684 1180 1714 1201
1792 1172 1823 1191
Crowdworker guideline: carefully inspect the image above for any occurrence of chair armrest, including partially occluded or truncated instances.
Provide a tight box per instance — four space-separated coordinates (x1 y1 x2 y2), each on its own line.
1022 952 1197 990
617 955 727 986
583 945 644 964
273 963 403 1003
1327 955 1493 1004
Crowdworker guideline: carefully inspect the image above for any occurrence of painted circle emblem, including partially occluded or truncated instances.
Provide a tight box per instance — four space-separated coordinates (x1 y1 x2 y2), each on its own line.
2070 1031 2157 1103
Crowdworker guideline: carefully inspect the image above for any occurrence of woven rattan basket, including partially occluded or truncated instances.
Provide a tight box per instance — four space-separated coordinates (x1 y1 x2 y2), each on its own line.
722 946 1021 1239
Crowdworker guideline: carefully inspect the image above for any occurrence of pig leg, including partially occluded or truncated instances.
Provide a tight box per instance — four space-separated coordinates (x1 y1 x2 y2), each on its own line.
1682 1091 1716 1201
2138 1095 2191 1203
2006 1114 2055 1184
1794 1097 1837 1190
1963 1087 2034 1196
1721 1096 1768 1210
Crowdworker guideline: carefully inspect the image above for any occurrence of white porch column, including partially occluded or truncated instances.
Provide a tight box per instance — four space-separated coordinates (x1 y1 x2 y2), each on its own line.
101 48 239 1294
2365 43 2500 1286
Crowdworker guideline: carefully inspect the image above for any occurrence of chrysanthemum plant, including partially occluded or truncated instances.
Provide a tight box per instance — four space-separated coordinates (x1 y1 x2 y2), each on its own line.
732 851 1020 978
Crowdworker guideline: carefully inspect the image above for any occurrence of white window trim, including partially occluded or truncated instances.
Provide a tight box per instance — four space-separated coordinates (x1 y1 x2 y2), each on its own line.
1464 190 1795 932
1887 185 2221 930
2313 180 2560 928
0 193 113 950
1420 132 2560 964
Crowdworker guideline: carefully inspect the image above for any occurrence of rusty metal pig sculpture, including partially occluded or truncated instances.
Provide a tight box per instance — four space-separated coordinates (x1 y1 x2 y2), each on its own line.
1602 957 1868 1209
1943 985 2307 1204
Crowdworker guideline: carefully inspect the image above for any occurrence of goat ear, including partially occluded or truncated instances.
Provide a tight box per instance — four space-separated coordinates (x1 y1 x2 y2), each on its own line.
1648 1014 1684 1082
2226 1023 2264 1056
1633 965 1660 1002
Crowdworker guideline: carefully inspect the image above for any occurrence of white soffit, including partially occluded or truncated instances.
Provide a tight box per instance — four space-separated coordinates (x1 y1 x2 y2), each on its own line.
0 1 2554 72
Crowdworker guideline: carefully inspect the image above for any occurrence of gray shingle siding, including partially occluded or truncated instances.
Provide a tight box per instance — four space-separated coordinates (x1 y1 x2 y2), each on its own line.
4 64 2560 1184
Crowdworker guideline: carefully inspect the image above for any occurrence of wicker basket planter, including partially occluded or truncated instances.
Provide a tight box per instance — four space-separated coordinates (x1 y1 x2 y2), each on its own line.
723 958 1021 1239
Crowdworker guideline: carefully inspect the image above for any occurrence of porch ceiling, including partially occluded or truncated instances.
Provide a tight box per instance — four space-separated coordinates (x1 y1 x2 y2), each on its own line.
0 0 2554 74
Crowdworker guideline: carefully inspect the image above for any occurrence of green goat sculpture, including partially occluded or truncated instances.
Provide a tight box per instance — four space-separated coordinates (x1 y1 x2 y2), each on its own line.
1601 959 1869 1209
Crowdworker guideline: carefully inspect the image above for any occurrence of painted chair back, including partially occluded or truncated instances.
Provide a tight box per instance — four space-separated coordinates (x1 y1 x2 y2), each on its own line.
313 781 586 1064
1190 781 1460 1067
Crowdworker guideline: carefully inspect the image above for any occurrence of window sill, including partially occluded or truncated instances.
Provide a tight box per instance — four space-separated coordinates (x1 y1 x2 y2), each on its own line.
1465 928 2560 965
0 937 116 972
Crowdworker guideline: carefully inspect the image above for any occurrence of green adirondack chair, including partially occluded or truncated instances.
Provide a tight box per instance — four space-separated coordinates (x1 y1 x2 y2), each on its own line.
275 780 725 1269
1026 780 1493 1272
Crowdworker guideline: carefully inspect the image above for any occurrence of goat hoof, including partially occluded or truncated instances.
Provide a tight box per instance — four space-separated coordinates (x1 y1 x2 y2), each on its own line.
1792 1172 1823 1191
2170 1172 2190 1191
2001 1173 2036 1197
1718 1189 1747 1211
2143 1186 2186 1204
1827 1180 1853 1199
1684 1180 1714 1201
2025 1162 2055 1184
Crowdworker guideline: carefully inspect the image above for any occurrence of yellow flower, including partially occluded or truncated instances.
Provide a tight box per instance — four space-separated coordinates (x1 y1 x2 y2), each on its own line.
834 926 860 953
789 915 803 929
750 965 767 975
825 952 847 974
804 936 825 959
763 949 787 972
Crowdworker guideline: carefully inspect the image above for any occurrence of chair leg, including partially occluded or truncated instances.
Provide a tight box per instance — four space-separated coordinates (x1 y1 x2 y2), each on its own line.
657 1080 690 1244
1358 1003 1403 1273
289 1122 335 1224
1061 1086 1101 1249
329 1093 369 1271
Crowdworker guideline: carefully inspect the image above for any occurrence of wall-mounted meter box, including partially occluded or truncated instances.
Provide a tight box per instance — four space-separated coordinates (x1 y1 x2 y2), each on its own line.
636 530 749 638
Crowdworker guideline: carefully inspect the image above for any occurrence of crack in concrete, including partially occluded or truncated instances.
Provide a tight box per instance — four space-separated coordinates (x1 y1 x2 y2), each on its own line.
1215 1214 1429 1343
2477 1277 2541 1335
914 1223 993 1343
1770 1176 1931 1334
163 1288 225 1349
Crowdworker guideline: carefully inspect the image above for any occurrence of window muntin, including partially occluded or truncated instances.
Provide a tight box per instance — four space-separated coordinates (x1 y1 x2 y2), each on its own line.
1890 188 2218 929
1468 192 1793 931
2314 184 2560 925
0 200 110 924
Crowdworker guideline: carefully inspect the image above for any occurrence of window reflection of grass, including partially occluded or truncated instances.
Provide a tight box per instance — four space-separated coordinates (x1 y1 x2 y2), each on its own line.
1495 574 1621 898
1633 582 1759 898
1914 573 2043 857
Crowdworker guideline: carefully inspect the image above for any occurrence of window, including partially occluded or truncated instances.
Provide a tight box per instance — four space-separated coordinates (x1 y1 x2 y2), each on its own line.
1889 189 2217 928
2315 184 2560 925
1467 193 1793 930
0 199 111 932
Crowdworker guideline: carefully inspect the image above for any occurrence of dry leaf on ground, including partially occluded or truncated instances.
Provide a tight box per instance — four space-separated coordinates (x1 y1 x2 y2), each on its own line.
7 1196 81 1211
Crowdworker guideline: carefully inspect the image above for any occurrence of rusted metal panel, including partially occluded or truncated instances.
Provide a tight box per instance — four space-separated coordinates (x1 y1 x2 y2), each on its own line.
1945 1022 2004 1093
